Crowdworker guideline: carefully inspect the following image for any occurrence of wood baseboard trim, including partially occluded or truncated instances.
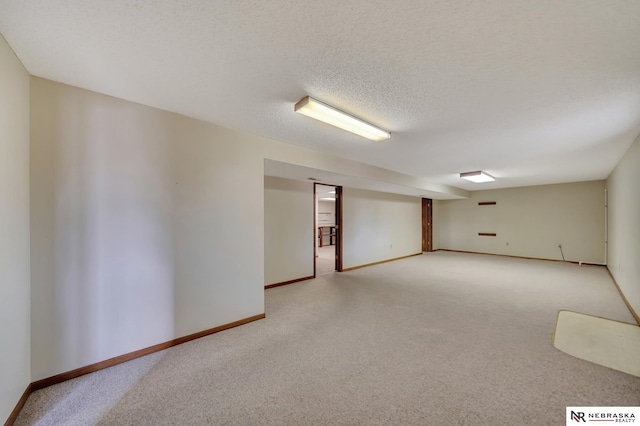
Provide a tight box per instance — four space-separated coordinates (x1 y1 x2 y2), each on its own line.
440 249 561 262
265 276 314 289
606 267 640 325
571 261 607 266
342 253 422 272
438 249 605 266
30 313 265 392
4 384 31 426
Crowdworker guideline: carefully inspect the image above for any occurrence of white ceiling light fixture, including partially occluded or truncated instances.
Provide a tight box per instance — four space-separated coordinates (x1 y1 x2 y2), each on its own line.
294 96 390 142
460 171 495 183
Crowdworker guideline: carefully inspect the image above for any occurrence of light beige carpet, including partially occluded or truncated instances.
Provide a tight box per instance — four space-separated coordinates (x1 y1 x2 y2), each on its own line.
15 252 640 425
553 310 640 377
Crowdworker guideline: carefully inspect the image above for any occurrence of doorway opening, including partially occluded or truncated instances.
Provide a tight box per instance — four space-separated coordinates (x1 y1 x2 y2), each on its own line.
315 183 342 276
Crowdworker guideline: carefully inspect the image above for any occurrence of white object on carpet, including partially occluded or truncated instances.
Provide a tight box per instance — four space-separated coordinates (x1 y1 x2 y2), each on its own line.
553 310 640 377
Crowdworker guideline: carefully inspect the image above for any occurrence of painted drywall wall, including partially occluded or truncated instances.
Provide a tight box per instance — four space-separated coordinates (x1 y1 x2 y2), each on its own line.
264 176 314 285
342 188 421 268
317 200 335 225
30 78 264 381
0 35 30 423
607 134 640 318
437 181 606 263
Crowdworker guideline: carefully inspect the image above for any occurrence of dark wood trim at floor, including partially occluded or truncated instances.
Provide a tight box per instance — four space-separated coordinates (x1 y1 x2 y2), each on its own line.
606 267 640 325
4 384 31 426
437 249 606 266
341 253 422 272
30 313 265 392
265 276 314 289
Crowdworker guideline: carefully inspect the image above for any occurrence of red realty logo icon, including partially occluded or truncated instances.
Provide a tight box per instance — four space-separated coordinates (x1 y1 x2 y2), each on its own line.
570 411 586 422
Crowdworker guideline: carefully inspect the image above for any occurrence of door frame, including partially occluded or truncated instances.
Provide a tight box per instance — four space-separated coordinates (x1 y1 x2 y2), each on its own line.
335 186 343 272
314 183 343 275
422 198 433 252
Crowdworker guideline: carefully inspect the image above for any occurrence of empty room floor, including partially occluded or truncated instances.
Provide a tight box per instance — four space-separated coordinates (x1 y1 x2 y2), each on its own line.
15 251 640 425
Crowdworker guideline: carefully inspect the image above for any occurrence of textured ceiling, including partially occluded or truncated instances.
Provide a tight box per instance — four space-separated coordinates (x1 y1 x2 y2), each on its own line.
2 0 640 193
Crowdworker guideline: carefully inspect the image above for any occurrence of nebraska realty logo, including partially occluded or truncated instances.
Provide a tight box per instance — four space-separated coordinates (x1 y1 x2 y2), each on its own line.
567 407 639 424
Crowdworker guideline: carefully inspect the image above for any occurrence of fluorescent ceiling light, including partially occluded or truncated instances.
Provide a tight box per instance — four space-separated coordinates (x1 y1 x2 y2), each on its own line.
460 171 495 183
319 197 336 202
294 96 390 142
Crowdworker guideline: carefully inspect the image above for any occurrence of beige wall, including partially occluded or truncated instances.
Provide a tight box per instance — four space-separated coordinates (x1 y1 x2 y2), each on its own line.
317 200 335 225
437 181 606 263
607 134 640 318
30 78 265 380
264 176 314 285
342 188 421 269
0 36 30 422
266 183 421 279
